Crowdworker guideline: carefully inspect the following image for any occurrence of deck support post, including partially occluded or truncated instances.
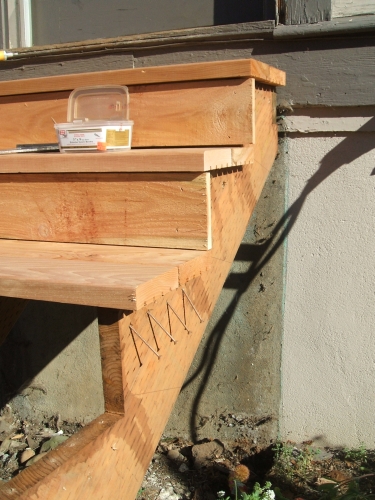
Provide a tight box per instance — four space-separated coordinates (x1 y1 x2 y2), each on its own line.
97 308 125 415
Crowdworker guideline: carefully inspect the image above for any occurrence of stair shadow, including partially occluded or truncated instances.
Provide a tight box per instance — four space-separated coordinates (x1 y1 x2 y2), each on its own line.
183 119 375 440
0 301 97 410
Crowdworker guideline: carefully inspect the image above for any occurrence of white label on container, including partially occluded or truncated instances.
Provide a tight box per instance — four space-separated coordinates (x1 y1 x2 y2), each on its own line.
58 125 132 151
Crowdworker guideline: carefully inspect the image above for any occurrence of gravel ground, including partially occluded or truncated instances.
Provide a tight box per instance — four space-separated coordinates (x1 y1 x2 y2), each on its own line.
2 403 375 500
0 403 82 482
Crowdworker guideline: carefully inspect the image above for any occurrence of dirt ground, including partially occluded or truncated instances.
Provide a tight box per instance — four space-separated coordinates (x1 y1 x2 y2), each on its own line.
1 403 374 500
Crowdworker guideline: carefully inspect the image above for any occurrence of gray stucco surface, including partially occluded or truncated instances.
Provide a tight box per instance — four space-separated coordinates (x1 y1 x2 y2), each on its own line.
166 152 286 444
0 302 104 424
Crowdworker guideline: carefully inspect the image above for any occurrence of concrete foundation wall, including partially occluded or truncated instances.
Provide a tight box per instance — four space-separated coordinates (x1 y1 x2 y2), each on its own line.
166 156 286 445
0 302 104 424
280 131 375 448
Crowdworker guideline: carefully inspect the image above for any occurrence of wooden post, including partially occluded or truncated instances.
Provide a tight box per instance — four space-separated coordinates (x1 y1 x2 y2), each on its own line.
97 308 125 415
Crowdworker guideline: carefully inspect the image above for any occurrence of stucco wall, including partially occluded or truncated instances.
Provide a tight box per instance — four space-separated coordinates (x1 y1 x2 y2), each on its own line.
280 131 375 448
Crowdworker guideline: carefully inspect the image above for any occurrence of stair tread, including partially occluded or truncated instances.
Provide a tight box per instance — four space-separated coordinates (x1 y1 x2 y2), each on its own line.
0 146 253 173
0 239 206 310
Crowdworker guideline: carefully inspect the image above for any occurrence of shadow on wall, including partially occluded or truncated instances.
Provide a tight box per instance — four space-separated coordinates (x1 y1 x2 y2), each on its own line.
0 301 97 409
213 0 264 24
183 118 375 441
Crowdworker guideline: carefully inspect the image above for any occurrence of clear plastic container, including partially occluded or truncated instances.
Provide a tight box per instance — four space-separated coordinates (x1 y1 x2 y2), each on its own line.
55 85 133 152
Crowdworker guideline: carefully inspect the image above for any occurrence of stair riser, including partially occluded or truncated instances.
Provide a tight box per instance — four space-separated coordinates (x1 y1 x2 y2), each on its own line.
0 78 254 149
0 172 211 250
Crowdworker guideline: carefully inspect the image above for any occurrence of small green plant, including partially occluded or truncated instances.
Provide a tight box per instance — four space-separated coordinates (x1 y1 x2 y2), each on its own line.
217 481 275 500
272 442 319 482
344 444 368 467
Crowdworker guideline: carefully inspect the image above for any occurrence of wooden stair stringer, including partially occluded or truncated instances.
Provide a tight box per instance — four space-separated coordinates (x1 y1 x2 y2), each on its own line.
0 84 279 500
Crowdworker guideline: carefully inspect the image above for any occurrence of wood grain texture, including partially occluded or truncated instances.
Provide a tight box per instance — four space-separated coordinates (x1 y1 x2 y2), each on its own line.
0 296 28 347
0 240 208 309
0 172 210 250
0 147 254 173
0 81 280 500
0 59 285 97
0 413 121 499
0 254 179 310
130 78 254 147
0 79 255 148
97 308 125 414
0 59 282 498
133 37 375 107
0 239 205 266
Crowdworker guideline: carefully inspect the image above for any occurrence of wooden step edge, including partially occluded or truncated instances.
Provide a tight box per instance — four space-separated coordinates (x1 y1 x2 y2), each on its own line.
0 240 209 309
0 239 206 266
0 59 286 98
0 255 178 310
0 146 254 174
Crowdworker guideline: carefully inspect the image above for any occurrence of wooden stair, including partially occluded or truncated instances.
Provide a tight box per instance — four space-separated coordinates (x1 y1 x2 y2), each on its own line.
0 59 285 499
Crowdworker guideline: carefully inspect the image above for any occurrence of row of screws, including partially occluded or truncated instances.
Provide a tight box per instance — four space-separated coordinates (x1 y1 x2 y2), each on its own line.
129 288 203 363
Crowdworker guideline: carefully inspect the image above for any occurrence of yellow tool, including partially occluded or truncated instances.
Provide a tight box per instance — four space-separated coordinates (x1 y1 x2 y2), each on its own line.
0 50 18 61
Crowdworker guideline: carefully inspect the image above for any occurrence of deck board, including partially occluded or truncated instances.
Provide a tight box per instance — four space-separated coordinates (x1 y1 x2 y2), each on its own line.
0 146 253 173
0 240 205 310
0 59 286 97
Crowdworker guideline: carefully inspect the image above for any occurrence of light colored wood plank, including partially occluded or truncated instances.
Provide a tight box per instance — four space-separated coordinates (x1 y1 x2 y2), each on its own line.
0 59 285 98
0 239 205 266
0 172 210 250
254 83 278 175
0 146 253 173
129 78 254 147
0 140 271 494
0 413 121 499
0 254 179 310
0 296 28 347
97 308 125 415
0 240 209 309
0 78 254 148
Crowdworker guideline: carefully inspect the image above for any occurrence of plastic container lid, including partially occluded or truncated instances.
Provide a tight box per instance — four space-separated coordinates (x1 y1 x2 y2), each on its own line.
67 85 129 122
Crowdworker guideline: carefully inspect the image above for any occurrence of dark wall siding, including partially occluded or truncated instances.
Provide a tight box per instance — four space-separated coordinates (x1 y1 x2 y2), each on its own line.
0 34 374 108
32 0 268 46
282 0 331 24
